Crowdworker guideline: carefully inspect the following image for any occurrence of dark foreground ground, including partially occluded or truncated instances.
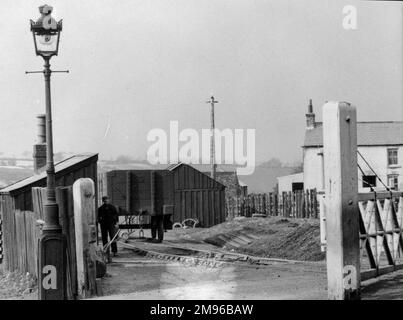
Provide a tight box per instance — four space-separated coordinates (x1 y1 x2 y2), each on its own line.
2 216 403 299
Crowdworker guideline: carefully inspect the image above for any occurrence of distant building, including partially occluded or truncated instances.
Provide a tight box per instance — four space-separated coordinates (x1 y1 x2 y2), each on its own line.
277 172 304 194
188 164 247 200
280 100 403 193
304 124 403 192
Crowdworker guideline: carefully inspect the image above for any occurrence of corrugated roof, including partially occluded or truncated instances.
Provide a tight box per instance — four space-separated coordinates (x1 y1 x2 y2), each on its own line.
0 153 98 193
304 122 403 147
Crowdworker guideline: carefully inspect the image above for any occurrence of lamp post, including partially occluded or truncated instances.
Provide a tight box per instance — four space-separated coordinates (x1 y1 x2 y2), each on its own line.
29 4 67 300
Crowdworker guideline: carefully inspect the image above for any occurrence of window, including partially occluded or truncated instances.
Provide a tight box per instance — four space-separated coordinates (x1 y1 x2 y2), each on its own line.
387 175 399 190
387 148 398 166
292 182 304 192
362 175 376 188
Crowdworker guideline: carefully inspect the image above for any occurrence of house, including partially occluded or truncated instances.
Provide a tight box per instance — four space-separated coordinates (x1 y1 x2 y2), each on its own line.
277 172 304 194
304 100 403 191
280 100 403 193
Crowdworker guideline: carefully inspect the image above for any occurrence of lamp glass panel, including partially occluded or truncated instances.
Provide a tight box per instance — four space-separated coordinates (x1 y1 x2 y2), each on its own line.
34 33 59 54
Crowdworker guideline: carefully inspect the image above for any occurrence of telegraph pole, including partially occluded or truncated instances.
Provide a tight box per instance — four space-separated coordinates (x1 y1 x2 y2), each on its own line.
206 96 218 180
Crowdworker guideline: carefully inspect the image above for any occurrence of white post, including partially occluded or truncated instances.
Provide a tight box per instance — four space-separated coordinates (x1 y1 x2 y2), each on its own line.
73 178 97 298
323 101 360 300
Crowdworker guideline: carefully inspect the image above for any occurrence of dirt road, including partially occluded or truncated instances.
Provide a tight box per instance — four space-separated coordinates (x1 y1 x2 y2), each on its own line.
91 222 403 300
95 244 327 300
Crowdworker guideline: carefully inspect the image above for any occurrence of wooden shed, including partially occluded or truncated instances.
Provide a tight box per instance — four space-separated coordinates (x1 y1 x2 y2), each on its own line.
0 153 98 269
103 163 226 228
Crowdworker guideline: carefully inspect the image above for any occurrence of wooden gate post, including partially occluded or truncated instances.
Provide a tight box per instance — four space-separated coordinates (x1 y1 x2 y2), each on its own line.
323 101 360 300
73 178 97 298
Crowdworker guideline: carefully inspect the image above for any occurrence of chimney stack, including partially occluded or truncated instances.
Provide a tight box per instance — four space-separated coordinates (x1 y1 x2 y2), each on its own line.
33 114 46 174
306 99 316 130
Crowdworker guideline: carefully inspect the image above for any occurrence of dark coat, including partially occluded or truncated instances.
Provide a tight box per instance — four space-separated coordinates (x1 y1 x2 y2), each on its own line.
98 203 118 225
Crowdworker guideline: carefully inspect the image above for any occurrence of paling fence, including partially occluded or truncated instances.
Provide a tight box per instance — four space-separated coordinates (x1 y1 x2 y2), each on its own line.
1 182 98 299
1 187 77 298
226 189 320 219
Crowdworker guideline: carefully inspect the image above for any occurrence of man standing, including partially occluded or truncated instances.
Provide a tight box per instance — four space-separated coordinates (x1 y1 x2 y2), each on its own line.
98 196 119 257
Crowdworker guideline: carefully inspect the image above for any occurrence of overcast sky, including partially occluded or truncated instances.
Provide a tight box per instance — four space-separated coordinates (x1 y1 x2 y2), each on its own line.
0 0 402 163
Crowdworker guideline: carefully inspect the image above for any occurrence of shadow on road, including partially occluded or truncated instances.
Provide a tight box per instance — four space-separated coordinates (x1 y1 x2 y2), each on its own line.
362 269 403 300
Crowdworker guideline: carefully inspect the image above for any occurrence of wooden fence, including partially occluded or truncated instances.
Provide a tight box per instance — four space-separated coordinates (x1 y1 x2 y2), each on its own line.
1 186 78 299
0 209 3 264
1 207 40 276
226 189 319 219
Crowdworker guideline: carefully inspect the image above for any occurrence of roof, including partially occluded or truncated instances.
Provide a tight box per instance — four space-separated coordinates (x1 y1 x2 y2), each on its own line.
188 164 237 173
0 153 98 193
238 180 247 187
304 121 403 147
277 172 304 182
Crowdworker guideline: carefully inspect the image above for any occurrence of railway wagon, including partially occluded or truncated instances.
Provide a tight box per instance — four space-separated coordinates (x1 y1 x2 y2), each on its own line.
105 169 174 241
103 164 226 241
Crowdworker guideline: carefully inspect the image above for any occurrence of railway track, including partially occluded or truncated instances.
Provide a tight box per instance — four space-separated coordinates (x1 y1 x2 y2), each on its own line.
117 239 320 268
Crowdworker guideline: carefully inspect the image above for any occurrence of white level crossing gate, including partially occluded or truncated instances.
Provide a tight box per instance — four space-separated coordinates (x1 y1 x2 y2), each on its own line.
358 192 403 281
322 101 403 300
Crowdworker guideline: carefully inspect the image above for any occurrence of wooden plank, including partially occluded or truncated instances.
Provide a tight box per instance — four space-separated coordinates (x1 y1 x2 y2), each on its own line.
206 191 211 227
199 191 204 226
304 190 309 218
203 190 209 224
185 190 191 219
73 178 97 299
15 210 27 273
24 211 35 276
358 191 403 202
211 191 216 226
323 101 360 300
218 190 224 223
57 186 77 299
8 197 17 271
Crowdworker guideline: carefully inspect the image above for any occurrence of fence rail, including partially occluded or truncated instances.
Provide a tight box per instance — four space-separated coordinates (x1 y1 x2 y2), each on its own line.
226 189 319 219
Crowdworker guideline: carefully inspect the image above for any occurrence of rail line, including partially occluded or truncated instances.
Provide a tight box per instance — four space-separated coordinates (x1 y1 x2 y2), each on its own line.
117 239 322 268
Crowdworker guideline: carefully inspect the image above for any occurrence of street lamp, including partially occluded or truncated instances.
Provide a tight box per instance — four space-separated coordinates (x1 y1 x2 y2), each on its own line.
30 5 62 59
29 4 67 300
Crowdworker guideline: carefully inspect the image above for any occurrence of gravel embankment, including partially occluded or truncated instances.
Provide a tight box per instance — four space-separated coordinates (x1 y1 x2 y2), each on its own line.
176 216 325 261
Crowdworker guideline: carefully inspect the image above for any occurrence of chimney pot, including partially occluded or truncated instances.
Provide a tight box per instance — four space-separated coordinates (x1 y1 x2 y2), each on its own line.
306 99 316 130
33 114 46 174
36 114 46 144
